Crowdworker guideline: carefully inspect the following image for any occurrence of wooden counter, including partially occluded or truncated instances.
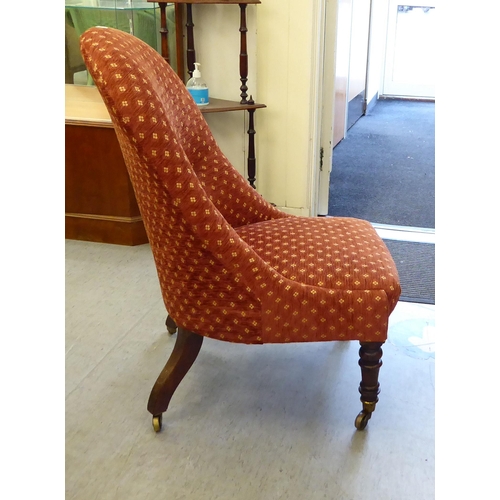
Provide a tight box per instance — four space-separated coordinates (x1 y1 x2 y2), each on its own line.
65 84 114 127
65 83 266 245
65 84 149 245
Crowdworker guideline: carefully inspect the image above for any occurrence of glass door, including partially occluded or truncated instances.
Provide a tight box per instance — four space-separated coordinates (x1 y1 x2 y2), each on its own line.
382 1 436 98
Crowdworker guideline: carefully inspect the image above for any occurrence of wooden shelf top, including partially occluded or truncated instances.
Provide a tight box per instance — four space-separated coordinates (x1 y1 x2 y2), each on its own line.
199 98 265 113
147 1 261 4
65 84 113 128
66 85 265 126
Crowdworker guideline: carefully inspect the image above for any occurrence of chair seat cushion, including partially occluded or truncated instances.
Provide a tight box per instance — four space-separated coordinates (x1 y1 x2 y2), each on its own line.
235 216 400 343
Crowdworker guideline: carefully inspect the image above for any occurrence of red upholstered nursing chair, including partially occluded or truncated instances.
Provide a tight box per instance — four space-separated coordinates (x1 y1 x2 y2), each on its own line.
79 27 401 432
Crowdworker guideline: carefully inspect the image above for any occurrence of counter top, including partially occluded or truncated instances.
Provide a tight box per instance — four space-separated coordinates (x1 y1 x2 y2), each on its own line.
65 84 113 127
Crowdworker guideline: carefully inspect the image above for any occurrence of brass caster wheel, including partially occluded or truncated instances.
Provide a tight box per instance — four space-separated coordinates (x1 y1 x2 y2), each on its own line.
152 414 163 432
355 410 371 430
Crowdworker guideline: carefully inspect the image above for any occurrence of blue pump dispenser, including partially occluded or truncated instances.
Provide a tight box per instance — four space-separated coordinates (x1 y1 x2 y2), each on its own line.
186 63 209 106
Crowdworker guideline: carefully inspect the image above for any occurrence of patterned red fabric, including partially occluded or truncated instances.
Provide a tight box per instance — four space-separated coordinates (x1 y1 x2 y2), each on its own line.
79 27 401 344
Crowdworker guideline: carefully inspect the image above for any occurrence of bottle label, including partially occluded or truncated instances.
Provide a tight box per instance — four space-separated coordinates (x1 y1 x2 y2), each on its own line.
188 88 209 106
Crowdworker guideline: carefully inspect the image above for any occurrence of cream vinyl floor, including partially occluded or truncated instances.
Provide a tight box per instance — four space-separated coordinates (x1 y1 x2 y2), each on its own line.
66 239 435 500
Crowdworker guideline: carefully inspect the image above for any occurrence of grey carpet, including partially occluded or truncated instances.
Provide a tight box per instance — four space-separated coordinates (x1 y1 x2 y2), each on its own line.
328 99 435 228
384 239 435 304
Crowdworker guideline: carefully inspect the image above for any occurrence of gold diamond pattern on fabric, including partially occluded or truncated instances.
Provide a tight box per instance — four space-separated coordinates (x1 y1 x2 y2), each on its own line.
79 27 401 345
236 217 400 342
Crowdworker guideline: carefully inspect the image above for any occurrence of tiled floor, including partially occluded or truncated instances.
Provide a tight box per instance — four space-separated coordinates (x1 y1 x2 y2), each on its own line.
65 238 435 500
374 225 435 360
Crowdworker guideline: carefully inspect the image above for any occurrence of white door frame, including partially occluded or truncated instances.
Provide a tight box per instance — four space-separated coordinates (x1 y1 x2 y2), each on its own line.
316 0 374 215
315 0 338 215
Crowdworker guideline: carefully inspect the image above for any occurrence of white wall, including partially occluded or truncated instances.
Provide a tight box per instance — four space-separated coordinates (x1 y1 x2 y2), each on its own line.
191 5 258 180
366 0 389 105
255 0 320 215
189 1 321 217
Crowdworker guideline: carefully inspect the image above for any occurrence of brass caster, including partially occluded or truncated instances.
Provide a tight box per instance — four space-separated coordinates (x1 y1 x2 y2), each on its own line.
355 410 371 430
152 414 163 432
166 326 177 335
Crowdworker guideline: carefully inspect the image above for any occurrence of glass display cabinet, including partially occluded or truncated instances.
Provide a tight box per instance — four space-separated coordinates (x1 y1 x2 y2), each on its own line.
65 1 178 244
65 0 177 84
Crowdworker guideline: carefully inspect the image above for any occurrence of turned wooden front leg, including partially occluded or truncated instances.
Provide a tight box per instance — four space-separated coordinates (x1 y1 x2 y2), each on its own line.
358 342 384 414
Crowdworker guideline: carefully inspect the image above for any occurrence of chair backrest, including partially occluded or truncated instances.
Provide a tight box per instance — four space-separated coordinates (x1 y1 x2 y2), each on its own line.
79 27 285 341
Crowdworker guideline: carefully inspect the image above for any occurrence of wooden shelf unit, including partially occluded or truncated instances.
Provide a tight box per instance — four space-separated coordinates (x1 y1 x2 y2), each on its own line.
149 0 264 187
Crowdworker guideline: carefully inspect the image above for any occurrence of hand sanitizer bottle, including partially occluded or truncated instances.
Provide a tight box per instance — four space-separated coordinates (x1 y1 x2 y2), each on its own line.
186 63 209 106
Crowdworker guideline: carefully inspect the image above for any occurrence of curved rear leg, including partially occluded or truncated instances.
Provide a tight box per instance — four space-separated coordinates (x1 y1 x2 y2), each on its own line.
147 328 204 432
165 315 178 335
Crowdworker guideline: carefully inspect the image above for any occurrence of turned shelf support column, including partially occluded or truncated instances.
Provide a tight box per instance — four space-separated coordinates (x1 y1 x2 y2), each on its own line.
156 2 185 81
153 1 261 188
175 4 185 80
186 4 196 79
247 103 256 188
239 3 249 104
158 2 170 66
